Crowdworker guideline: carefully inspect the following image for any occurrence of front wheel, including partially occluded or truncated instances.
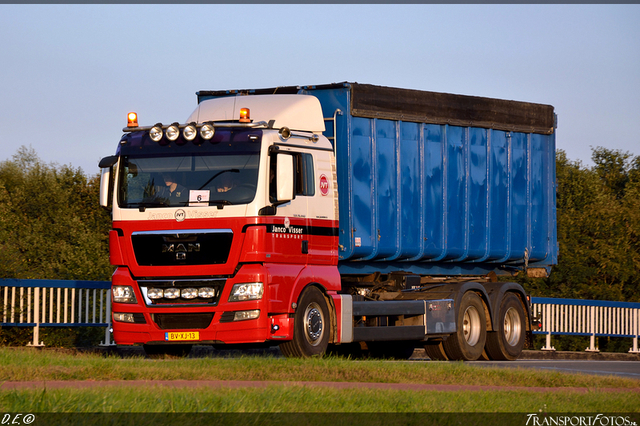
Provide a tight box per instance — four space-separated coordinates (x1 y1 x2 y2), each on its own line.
443 291 487 361
485 293 526 360
279 286 330 358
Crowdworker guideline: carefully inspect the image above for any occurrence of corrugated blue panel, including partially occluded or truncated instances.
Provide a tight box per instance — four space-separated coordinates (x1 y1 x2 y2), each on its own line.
374 119 398 260
422 124 445 260
300 85 556 275
530 132 553 263
445 126 466 261
350 117 374 260
467 127 488 261
397 122 422 260
508 132 528 262
488 130 509 260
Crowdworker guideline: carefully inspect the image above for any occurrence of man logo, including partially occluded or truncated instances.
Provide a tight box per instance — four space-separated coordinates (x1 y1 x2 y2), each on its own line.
319 175 329 196
175 209 186 222
162 242 200 261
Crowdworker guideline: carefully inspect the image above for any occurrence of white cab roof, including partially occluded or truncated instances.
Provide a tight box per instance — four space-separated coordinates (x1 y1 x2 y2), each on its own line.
186 94 326 133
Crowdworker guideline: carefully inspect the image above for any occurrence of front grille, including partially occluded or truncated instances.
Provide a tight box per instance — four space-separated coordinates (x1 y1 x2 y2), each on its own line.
132 230 233 266
152 313 214 330
139 279 225 306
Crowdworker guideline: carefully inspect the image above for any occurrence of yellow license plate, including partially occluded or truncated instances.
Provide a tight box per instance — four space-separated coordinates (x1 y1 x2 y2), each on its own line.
165 331 199 341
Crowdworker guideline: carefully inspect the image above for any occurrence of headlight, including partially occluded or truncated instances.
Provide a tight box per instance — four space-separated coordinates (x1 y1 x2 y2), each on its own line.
234 310 260 321
149 125 163 142
199 123 215 140
164 288 180 299
228 282 264 302
147 288 164 299
113 313 135 323
166 124 180 141
183 124 197 141
112 286 137 304
181 288 198 299
198 287 216 298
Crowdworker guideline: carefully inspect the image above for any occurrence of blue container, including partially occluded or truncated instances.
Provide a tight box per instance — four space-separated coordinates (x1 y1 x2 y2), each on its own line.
198 82 558 277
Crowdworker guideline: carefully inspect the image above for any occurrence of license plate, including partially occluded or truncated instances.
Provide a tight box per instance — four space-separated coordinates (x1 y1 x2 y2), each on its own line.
165 331 199 341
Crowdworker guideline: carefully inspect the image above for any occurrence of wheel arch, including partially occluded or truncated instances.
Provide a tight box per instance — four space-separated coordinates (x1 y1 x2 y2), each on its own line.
291 280 338 345
481 282 531 333
453 282 493 332
285 265 340 312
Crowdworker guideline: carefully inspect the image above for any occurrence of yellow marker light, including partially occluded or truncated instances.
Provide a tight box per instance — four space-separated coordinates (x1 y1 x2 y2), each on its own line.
239 108 250 123
127 112 138 128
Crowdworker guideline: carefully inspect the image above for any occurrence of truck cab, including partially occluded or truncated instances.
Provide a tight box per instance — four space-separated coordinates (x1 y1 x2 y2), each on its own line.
100 95 342 356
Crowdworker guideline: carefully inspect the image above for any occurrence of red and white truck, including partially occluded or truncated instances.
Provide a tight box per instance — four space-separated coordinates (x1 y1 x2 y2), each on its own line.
99 82 557 360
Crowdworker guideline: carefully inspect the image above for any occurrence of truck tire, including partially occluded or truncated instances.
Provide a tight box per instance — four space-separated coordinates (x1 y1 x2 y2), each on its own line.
424 341 449 360
443 291 486 361
484 293 526 360
279 286 330 358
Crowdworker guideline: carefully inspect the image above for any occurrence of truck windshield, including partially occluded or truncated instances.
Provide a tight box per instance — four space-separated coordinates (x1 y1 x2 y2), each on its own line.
117 152 260 208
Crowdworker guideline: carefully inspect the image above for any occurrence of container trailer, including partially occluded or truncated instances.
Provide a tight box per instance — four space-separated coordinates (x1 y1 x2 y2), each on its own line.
99 82 557 360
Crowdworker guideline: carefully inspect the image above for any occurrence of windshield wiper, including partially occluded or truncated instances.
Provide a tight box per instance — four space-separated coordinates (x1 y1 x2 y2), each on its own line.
209 199 234 209
134 200 170 212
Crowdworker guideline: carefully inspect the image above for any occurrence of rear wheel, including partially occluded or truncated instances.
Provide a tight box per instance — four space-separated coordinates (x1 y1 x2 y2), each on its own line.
485 293 526 360
443 291 487 361
424 341 449 360
279 286 330 358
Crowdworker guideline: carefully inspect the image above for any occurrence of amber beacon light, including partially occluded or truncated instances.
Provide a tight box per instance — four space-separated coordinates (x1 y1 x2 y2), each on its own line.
127 112 139 128
239 108 250 123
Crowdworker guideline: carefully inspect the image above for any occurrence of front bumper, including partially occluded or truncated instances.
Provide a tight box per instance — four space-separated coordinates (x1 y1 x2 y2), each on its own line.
110 264 293 346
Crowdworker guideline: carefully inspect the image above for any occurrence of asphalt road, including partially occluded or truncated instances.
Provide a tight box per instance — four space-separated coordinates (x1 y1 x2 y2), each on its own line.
467 359 640 379
106 345 640 380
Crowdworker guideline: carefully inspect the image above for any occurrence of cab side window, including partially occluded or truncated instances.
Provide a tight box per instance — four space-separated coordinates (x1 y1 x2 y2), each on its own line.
295 153 315 197
270 152 315 203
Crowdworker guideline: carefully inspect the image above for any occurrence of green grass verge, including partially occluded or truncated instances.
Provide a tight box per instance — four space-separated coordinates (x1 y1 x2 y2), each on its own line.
1 386 638 413
1 348 638 414
0 348 638 389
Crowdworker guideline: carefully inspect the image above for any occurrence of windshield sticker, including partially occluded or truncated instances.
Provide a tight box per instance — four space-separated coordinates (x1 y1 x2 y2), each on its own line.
189 190 210 207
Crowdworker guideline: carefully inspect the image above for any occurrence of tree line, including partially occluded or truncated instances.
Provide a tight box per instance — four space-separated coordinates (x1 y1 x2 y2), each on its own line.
0 147 112 282
0 145 638 302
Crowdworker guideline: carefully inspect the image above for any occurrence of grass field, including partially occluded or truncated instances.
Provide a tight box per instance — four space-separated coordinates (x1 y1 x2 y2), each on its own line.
0 348 638 415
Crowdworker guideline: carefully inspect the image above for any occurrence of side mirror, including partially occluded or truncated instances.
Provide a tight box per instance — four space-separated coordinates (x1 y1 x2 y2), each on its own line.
276 153 294 203
99 156 118 208
99 167 111 208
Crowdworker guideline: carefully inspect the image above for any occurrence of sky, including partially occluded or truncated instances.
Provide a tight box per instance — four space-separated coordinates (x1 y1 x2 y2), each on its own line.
0 4 638 176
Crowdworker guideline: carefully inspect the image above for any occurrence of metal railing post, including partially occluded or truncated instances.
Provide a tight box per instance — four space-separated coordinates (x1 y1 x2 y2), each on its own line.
541 304 555 351
27 287 44 347
631 308 639 354
586 305 599 352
